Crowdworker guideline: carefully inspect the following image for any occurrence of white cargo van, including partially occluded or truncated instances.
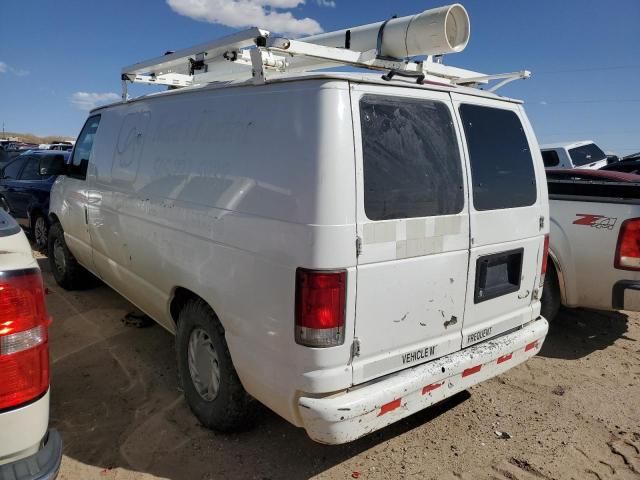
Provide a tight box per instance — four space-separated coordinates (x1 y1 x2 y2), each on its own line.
48 5 549 444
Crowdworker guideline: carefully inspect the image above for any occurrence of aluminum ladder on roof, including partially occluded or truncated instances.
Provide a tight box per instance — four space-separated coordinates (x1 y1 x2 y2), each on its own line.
120 27 530 101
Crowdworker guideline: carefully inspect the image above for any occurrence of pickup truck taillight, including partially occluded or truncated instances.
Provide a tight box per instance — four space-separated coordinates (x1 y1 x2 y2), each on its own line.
615 218 640 271
0 270 50 410
295 268 346 348
540 234 549 288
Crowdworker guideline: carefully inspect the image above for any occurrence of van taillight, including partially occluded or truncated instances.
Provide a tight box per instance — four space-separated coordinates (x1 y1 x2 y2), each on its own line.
295 268 346 348
0 270 50 410
539 234 549 288
615 218 640 271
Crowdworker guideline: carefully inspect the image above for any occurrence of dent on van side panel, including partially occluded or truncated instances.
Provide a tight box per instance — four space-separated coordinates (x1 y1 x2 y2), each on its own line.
88 81 358 425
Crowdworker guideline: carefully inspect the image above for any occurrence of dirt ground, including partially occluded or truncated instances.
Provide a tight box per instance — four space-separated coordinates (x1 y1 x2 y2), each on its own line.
39 255 640 480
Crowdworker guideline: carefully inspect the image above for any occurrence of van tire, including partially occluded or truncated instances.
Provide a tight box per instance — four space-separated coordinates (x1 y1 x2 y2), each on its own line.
541 263 561 321
48 222 89 290
176 299 256 432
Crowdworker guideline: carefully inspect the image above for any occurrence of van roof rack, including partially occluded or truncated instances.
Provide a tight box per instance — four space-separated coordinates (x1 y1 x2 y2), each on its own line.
121 10 530 101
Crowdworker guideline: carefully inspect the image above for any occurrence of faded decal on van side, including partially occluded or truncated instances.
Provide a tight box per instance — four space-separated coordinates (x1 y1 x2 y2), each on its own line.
362 216 463 259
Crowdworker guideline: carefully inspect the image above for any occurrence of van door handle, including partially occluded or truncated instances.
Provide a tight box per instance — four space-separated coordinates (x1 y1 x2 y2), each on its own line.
84 206 88 224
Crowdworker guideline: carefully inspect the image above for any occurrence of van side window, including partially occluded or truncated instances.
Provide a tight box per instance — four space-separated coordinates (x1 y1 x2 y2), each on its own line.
360 96 464 221
69 115 101 180
541 150 560 167
459 105 537 211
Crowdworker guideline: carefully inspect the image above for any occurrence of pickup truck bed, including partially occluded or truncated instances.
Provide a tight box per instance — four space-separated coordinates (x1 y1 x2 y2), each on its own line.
543 169 640 319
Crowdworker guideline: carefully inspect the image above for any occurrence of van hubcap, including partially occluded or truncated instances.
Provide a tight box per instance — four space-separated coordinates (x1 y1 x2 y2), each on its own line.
34 217 47 247
188 328 221 401
53 239 66 273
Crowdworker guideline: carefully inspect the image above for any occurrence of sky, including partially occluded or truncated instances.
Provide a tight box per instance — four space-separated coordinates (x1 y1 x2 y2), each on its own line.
0 0 638 155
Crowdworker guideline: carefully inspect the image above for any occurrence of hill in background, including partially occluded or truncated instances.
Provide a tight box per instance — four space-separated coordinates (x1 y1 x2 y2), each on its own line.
1 132 76 144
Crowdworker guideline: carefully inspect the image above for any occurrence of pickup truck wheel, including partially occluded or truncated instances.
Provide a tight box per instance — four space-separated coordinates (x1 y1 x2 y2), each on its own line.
33 214 49 251
541 263 561 321
47 222 89 290
176 299 257 432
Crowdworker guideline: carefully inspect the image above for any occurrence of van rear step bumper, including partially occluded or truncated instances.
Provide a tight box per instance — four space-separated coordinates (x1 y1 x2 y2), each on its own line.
298 317 548 444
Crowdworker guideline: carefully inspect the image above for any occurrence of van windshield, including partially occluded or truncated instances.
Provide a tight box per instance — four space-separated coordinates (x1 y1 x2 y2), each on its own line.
569 143 606 166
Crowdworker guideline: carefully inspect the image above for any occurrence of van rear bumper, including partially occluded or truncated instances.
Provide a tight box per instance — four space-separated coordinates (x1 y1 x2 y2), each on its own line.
298 316 548 444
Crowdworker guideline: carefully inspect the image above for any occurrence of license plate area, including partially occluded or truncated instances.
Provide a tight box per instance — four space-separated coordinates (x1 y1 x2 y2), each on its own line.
474 248 523 303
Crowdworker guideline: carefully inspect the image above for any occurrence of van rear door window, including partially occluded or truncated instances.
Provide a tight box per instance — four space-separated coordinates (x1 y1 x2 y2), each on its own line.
459 104 537 211
360 95 464 221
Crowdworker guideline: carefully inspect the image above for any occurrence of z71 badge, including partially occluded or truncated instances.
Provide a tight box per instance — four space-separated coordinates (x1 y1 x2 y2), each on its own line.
573 214 617 230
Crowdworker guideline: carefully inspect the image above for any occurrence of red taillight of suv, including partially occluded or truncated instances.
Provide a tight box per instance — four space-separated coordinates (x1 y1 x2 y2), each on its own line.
539 234 549 288
0 270 50 411
295 268 346 348
615 218 640 271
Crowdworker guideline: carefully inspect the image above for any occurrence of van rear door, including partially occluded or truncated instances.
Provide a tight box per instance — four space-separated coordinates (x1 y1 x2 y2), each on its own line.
451 95 547 348
349 85 470 385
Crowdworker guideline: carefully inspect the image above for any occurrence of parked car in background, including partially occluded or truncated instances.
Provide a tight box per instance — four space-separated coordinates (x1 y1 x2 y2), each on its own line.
601 152 640 175
542 168 640 321
0 209 62 479
0 146 10 170
541 141 609 170
3 143 38 162
48 143 73 151
605 152 621 164
39 143 74 152
0 150 68 250
623 151 640 162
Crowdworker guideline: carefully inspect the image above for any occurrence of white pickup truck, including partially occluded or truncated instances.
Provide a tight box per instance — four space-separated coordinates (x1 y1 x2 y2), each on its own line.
541 141 609 170
542 168 640 320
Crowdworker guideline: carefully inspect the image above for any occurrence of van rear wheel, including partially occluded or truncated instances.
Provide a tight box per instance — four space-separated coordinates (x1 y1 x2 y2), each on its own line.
48 222 89 290
176 298 257 432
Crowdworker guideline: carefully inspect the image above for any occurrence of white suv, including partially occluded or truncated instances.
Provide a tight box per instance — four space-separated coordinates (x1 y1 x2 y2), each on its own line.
0 210 62 479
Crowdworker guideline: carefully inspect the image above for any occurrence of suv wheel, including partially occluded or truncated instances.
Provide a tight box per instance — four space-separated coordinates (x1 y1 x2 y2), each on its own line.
176 298 257 432
33 214 49 251
48 222 89 290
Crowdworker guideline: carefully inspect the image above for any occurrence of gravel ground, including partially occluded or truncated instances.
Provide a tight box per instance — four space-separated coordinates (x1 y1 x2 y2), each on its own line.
39 255 640 480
